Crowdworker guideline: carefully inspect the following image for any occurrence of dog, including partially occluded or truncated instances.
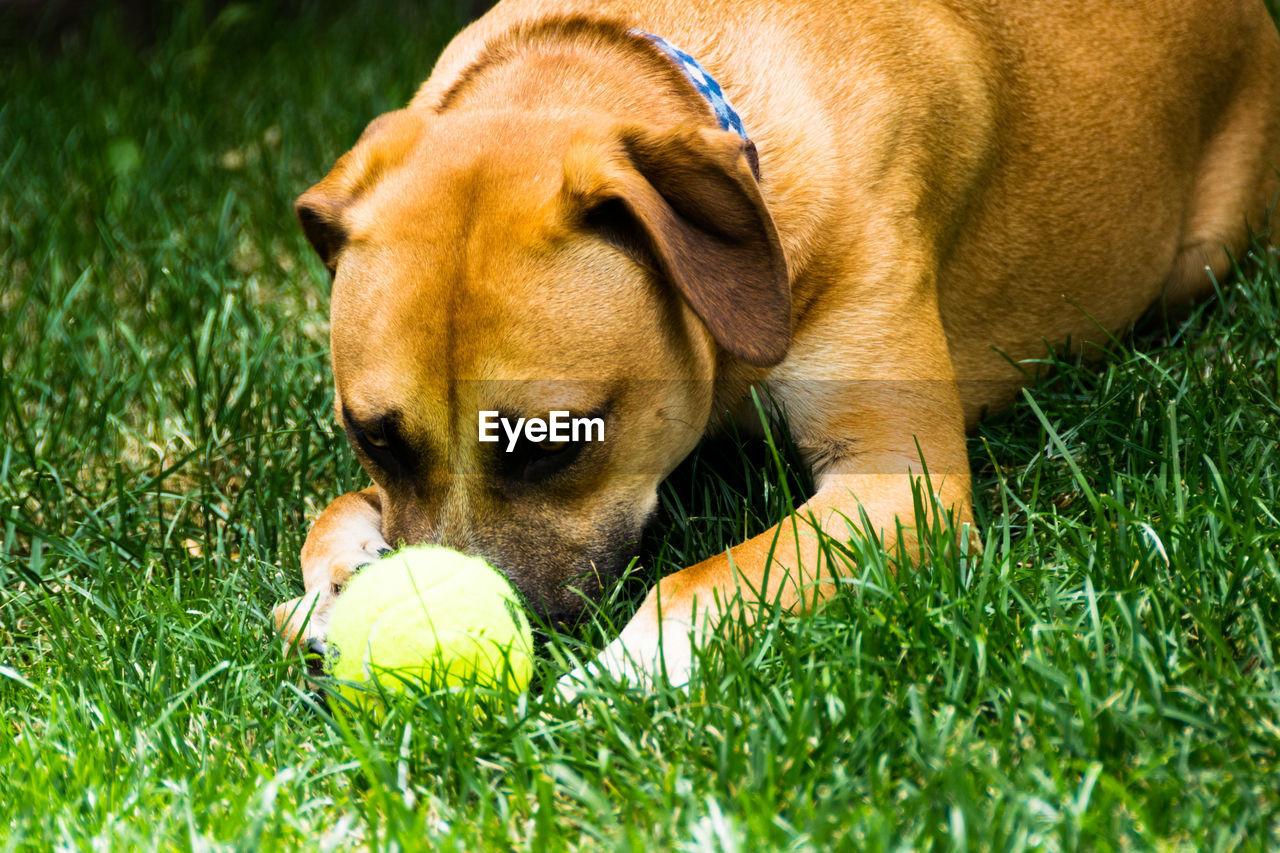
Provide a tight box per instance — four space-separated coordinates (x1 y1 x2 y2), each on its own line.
273 0 1280 690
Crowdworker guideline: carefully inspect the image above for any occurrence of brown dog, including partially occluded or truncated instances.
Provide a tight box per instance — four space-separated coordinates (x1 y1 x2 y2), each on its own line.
274 0 1280 690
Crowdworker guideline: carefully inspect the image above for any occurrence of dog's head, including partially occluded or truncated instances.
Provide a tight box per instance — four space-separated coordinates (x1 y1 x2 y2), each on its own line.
296 108 789 618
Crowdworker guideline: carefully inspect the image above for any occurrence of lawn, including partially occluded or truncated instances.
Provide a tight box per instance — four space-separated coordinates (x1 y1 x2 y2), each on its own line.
2 2 1279 849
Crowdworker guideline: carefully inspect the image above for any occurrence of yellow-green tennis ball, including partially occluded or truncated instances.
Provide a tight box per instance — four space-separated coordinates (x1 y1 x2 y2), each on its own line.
325 545 533 710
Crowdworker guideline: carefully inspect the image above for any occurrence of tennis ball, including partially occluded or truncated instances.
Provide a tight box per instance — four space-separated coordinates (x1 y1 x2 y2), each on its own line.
325 545 533 710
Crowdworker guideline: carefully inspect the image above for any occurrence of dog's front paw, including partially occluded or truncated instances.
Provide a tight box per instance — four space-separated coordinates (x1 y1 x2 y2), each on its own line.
274 535 391 662
556 617 697 701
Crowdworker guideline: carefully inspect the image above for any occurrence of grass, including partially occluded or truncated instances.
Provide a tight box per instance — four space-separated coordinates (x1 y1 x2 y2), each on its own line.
2 2 1279 848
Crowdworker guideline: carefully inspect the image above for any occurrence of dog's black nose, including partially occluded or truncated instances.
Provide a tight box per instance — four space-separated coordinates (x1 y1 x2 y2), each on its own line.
304 637 328 678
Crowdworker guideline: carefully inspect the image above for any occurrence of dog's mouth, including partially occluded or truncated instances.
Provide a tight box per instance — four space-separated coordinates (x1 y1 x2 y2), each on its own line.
501 563 616 626
456 514 647 625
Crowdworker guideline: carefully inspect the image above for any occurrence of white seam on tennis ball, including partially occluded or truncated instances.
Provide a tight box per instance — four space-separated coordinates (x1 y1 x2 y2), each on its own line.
360 634 373 681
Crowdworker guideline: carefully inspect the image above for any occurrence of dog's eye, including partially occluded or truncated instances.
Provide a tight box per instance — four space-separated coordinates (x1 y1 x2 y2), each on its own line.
358 422 405 472
498 436 586 483
362 421 389 448
342 407 412 477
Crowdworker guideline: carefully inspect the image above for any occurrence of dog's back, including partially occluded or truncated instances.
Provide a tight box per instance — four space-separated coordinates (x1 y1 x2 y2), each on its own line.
932 2 1280 415
419 0 1279 421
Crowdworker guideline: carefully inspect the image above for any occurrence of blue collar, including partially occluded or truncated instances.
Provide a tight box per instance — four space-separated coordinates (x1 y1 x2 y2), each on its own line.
632 30 760 177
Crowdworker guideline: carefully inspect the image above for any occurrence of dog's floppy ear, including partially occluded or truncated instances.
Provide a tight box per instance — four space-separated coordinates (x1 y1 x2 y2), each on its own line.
295 186 347 275
295 109 423 276
566 124 790 367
